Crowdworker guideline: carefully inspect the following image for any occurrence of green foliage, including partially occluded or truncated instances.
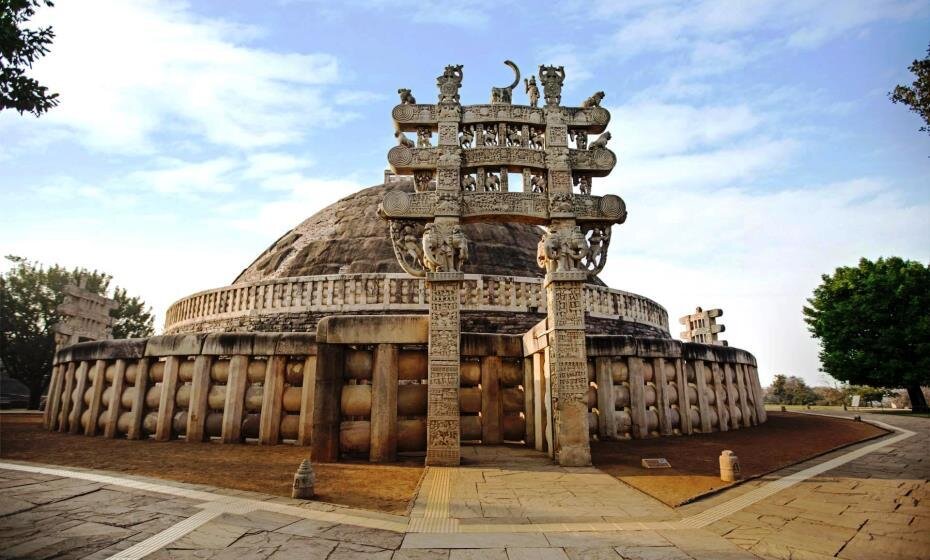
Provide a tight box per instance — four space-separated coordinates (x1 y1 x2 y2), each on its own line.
0 255 154 408
889 43 930 136
765 374 818 405
846 385 895 406
0 0 58 116
804 257 930 412
811 385 846 406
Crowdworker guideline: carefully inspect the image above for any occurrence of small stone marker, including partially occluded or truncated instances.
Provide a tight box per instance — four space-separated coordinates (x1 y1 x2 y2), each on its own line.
641 458 671 469
719 450 741 482
291 459 315 499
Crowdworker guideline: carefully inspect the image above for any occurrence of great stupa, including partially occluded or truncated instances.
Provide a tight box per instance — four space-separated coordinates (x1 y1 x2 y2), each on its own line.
45 61 765 467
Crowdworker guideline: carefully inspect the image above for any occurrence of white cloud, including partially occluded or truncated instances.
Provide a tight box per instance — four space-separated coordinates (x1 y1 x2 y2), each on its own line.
281 0 496 27
19 0 353 153
225 177 365 235
608 102 763 159
604 177 930 386
127 158 240 195
597 0 924 54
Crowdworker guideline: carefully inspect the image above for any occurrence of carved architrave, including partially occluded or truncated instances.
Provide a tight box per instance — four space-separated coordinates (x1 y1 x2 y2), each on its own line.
569 148 617 175
387 146 438 172
462 104 545 125
460 192 548 221
393 105 609 135
392 103 439 125
462 146 546 170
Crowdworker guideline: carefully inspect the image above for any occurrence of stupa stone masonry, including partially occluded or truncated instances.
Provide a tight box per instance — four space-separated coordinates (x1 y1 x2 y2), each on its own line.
44 62 765 467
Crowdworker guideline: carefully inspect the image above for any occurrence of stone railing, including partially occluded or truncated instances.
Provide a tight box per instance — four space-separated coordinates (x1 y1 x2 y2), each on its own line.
45 334 319 446
523 324 766 451
581 336 766 440
45 319 765 464
163 273 669 335
43 324 531 461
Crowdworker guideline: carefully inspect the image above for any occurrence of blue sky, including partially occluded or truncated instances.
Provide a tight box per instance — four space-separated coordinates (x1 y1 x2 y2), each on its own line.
2 0 929 386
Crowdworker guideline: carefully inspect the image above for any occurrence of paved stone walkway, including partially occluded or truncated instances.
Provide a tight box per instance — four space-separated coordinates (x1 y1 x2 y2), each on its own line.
703 412 930 560
0 412 926 560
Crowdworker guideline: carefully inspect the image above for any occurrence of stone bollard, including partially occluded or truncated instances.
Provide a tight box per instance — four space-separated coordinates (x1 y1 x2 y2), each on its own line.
854 415 861 422
780 406 786 412
719 450 741 482
291 459 315 499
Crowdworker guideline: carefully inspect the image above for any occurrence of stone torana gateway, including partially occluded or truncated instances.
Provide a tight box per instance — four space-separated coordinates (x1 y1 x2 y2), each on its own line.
43 62 766 468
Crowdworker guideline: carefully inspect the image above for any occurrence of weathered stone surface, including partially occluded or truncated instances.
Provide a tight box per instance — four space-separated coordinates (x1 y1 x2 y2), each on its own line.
235 183 547 283
317 315 428 344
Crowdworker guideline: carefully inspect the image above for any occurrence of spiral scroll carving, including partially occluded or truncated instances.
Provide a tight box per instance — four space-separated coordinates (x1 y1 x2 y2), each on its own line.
382 191 412 215
599 195 626 221
590 107 609 125
388 146 414 167
392 104 416 121
594 149 615 168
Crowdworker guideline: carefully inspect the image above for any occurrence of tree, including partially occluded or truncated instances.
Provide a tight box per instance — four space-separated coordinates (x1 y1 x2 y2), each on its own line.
0 0 58 116
767 374 788 404
889 42 930 136
765 374 818 405
804 257 930 413
0 256 154 408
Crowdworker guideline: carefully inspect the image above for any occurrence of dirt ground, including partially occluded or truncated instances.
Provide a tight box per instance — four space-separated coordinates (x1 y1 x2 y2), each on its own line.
591 412 888 506
0 414 422 514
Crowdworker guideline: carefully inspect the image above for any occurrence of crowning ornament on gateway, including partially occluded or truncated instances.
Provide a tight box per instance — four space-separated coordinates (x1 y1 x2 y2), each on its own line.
380 61 628 466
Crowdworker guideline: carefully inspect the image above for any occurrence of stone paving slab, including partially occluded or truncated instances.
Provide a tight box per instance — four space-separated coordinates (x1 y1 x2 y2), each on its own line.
707 412 930 560
0 468 196 560
0 412 924 560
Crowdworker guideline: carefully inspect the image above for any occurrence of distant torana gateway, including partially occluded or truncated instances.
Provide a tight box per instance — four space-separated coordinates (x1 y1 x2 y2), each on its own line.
44 62 766 467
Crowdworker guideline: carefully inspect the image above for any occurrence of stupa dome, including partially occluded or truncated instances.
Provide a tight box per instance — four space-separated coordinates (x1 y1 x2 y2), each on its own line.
234 182 548 284
164 181 668 337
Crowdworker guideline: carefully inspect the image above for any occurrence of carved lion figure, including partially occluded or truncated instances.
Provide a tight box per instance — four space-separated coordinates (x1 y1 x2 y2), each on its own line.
398 88 416 105
588 131 611 150
582 91 605 108
395 131 415 148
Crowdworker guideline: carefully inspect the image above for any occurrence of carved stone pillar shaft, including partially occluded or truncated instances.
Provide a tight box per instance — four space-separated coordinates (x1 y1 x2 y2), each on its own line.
545 270 592 466
426 271 463 466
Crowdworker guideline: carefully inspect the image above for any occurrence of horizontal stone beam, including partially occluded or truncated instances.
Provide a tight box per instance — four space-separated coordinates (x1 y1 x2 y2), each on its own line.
379 191 626 225
391 103 609 133
316 315 428 344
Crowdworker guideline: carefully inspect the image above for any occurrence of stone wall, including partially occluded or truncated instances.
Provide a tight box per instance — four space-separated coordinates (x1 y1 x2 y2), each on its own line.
583 336 766 440
46 322 765 463
163 273 670 337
